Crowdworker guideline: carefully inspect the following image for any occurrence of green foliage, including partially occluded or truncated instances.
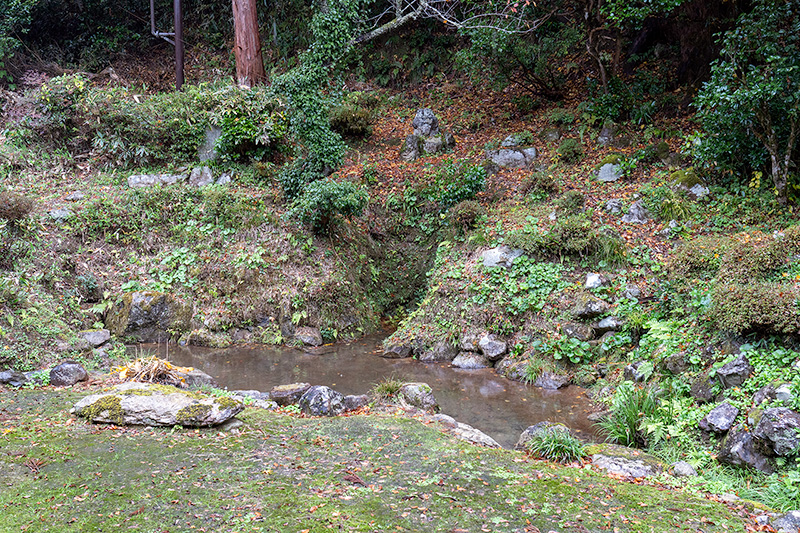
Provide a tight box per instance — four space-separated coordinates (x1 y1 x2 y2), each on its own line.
556 138 584 163
0 0 39 85
469 256 565 316
458 21 581 101
547 108 576 126
212 85 288 162
640 183 691 221
598 381 669 448
533 335 593 365
708 282 800 334
694 0 800 202
286 179 368 235
448 200 485 233
520 171 559 201
602 0 686 27
553 190 585 215
421 159 486 210
525 426 586 464
328 91 379 138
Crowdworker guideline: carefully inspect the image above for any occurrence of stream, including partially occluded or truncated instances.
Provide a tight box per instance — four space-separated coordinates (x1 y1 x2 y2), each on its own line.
150 335 598 448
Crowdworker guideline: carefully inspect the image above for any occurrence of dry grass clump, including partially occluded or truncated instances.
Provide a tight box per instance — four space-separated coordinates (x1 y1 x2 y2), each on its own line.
115 356 193 388
0 191 34 224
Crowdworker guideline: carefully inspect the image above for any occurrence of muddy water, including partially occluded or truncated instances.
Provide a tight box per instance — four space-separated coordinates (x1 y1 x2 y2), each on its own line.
155 336 598 448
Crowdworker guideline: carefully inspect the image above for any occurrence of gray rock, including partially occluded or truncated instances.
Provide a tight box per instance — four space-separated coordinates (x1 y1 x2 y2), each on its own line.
596 316 624 333
423 135 444 154
777 383 795 403
753 407 800 456
621 200 651 224
478 334 507 361
189 166 214 187
485 148 537 169
343 394 369 412
127 173 186 188
0 370 27 387
65 190 85 201
716 354 754 389
754 384 777 405
598 163 623 183
773 511 800 533
571 294 610 320
661 352 688 375
230 390 270 401
671 460 697 477
585 273 609 289
412 108 439 137
451 421 501 448
534 371 570 390
398 382 438 413
418 341 458 363
294 326 323 347
198 126 222 162
50 361 89 386
597 123 617 147
216 173 232 186
623 361 649 383
690 377 716 403
459 332 479 352
382 344 412 359
605 199 623 214
399 134 421 162
621 285 641 300
481 245 524 268
515 421 570 450
755 515 771 527
71 382 243 426
562 322 595 341
542 128 561 142
592 447 662 478
451 352 491 369
432 413 458 428
106 291 192 343
298 386 345 417
718 424 773 472
178 368 217 388
270 383 311 406
48 208 73 223
688 184 710 200
80 329 111 347
699 402 739 433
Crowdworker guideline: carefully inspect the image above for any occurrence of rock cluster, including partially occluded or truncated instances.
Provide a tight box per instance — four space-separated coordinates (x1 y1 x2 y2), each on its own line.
398 109 455 162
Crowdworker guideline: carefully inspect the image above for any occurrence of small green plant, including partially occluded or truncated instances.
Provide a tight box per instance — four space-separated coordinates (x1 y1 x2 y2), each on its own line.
371 376 406 399
556 138 584 163
598 381 668 448
525 426 586 464
547 108 576 126
422 159 486 210
520 172 558 200
448 200 485 233
286 179 368 235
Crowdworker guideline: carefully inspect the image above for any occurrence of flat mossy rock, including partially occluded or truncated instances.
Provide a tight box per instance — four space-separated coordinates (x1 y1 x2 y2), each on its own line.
70 382 243 427
106 291 192 343
587 443 665 478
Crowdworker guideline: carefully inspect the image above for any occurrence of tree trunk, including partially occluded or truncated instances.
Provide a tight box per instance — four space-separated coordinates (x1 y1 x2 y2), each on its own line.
232 0 266 87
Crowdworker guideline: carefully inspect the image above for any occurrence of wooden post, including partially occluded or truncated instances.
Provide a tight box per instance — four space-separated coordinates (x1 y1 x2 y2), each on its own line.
174 0 184 90
232 0 266 87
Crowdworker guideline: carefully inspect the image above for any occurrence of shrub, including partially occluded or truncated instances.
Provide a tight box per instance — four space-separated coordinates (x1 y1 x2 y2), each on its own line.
520 172 558 198
553 190 584 215
371 376 405 399
328 91 378 138
449 200 485 233
423 159 486 210
708 282 800 334
557 138 584 163
286 179 368 235
0 191 33 224
525 425 586 464
668 235 733 279
694 0 800 203
598 381 661 448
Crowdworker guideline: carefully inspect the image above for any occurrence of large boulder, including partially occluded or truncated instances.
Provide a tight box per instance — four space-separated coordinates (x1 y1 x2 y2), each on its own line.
481 245 524 268
589 443 664 478
753 407 800 456
699 402 739 433
127 173 186 188
485 147 538 169
716 354 754 389
80 329 111 347
298 386 345 417
515 421 570 450
412 108 439 136
0 370 28 387
50 361 89 387
398 382 438 413
534 372 570 390
718 424 773 472
773 511 800 533
451 352 491 369
571 293 610 320
71 382 243 427
562 323 595 341
294 326 323 347
418 341 458 363
106 291 192 343
621 200 651 224
399 109 455 162
382 343 412 359
270 383 311 406
597 163 623 183
478 334 507 361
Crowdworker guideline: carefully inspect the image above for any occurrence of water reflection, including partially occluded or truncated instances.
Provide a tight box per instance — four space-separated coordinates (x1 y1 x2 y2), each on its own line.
146 336 598 448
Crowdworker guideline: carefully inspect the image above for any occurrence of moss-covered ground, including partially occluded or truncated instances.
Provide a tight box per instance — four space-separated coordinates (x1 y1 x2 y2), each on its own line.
1 388 753 532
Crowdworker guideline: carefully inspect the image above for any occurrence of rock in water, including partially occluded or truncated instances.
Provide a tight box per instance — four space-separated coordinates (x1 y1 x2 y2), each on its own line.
398 382 438 413
71 382 243 427
298 386 345 416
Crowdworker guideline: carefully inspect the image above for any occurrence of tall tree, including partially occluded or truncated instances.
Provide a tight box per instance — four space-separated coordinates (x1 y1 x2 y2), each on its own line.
232 0 266 87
